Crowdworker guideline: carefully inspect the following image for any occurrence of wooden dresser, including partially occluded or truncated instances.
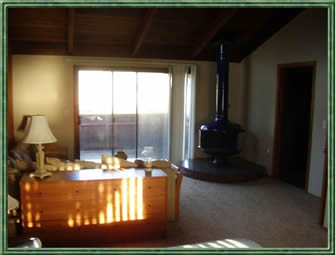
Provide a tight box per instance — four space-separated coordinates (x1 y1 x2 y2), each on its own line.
19 169 167 246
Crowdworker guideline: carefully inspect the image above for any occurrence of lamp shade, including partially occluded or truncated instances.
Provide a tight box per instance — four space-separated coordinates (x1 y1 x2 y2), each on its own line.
23 115 57 144
8 194 19 211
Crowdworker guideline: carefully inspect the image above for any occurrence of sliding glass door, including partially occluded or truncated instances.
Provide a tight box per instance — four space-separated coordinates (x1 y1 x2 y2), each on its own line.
137 72 170 160
112 72 137 159
78 70 114 161
77 69 170 162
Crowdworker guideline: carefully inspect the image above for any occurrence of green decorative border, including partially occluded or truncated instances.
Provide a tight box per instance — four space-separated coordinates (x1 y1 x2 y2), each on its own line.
1 0 334 254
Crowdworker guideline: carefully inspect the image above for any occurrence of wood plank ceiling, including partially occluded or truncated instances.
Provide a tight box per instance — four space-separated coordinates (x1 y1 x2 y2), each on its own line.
8 8 303 62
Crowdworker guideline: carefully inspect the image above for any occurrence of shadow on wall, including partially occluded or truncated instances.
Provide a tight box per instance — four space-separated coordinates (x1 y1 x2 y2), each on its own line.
239 58 274 175
239 57 256 162
240 132 258 162
240 57 251 130
15 115 32 143
240 131 274 176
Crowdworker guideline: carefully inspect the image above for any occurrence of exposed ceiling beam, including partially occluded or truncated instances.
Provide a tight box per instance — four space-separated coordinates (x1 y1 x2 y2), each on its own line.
67 8 75 54
191 9 237 59
132 8 157 56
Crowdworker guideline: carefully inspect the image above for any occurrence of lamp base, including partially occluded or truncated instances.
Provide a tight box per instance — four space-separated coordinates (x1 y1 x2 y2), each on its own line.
30 170 52 179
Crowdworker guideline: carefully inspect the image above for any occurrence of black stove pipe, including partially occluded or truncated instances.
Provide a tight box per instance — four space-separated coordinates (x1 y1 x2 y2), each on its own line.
216 41 229 124
198 41 243 164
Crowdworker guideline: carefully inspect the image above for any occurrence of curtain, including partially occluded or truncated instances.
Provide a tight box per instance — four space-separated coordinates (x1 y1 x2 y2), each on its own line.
183 65 197 160
170 64 197 163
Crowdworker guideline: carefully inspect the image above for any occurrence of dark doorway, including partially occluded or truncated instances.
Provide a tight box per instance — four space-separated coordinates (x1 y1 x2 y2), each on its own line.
273 62 315 190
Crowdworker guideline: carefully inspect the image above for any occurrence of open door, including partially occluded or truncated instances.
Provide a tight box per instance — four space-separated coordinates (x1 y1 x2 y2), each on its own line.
272 62 316 191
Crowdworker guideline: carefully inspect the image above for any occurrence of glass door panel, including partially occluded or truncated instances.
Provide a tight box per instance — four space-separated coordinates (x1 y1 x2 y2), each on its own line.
113 72 137 159
137 72 170 160
78 70 113 161
77 70 170 162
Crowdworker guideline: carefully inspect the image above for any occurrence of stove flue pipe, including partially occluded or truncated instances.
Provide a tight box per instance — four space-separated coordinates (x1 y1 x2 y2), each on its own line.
198 41 243 163
216 41 229 124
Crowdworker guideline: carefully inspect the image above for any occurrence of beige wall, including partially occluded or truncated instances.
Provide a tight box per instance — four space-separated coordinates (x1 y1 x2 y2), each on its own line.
12 56 74 153
12 55 241 162
240 8 328 196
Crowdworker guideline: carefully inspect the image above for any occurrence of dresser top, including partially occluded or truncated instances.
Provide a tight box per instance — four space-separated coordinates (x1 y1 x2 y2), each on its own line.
20 168 167 183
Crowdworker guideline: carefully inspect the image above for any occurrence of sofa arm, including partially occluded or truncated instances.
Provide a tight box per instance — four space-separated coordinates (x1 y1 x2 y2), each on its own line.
8 168 22 201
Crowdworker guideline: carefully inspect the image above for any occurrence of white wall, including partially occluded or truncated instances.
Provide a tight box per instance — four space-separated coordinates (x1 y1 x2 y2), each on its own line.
240 8 328 196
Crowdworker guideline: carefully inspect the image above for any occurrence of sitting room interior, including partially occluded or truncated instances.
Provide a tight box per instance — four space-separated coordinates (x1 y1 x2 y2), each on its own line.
6 6 328 249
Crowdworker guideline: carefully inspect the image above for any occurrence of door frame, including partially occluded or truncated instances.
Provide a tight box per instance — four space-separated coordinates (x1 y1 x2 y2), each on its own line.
272 61 316 192
73 66 79 159
319 127 327 226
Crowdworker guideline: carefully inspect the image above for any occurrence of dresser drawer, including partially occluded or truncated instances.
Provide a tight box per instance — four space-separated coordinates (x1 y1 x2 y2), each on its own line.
21 177 166 203
21 194 166 223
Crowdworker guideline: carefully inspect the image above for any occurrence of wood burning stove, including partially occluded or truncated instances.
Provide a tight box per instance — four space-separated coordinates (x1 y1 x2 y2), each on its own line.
179 41 266 183
199 42 243 165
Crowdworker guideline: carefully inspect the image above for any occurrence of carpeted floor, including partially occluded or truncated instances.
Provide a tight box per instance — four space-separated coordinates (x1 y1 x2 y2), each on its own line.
163 176 327 248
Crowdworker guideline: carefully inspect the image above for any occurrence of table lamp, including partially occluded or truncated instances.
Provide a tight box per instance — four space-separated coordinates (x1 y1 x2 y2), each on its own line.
23 115 57 179
8 194 19 212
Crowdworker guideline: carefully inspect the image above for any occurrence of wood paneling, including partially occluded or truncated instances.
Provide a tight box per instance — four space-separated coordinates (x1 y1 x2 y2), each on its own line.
67 9 75 54
146 8 217 47
8 8 304 62
11 41 67 56
73 43 132 57
9 8 67 25
9 8 67 44
75 8 142 45
191 8 237 58
132 8 157 56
